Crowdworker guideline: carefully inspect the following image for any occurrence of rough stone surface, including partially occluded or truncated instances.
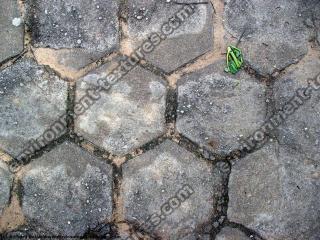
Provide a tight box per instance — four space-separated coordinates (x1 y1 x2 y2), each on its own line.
0 0 24 63
215 227 250 240
21 141 113 237
273 54 320 161
0 161 12 216
26 0 120 69
224 0 320 76
176 61 266 155
122 140 224 239
75 61 167 155
0 58 68 158
127 0 213 73
228 143 320 240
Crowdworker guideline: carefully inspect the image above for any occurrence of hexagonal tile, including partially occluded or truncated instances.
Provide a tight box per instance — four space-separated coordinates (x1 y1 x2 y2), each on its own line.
0 58 68 158
21 141 113 237
75 60 167 155
228 143 320 239
273 52 320 161
176 61 266 155
0 0 24 63
224 0 319 76
121 140 224 239
0 161 12 216
26 0 120 75
127 0 213 73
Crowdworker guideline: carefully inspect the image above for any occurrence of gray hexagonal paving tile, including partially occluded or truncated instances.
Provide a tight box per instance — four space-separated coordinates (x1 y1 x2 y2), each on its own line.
0 161 12 216
127 0 213 73
273 53 320 161
0 58 68 158
0 0 24 63
21 141 113 237
224 0 320 76
26 0 120 70
176 61 266 155
75 61 167 156
121 140 224 239
216 227 250 240
228 143 320 240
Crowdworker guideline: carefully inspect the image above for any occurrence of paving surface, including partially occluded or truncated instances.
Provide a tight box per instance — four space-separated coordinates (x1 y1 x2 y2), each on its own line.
0 0 319 239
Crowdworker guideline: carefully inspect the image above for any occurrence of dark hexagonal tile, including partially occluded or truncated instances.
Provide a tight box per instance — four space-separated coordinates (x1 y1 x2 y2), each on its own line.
75 60 167 156
121 140 224 239
0 0 24 63
224 0 320 76
176 61 266 155
21 141 113 237
127 0 213 73
0 58 68 158
228 143 320 239
273 52 320 161
26 0 120 72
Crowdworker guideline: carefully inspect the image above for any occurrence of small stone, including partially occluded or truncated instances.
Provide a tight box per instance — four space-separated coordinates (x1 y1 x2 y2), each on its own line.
12 17 22 27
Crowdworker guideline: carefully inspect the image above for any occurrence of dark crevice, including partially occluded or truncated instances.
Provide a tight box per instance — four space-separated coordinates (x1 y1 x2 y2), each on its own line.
138 60 168 79
165 88 178 124
66 82 76 136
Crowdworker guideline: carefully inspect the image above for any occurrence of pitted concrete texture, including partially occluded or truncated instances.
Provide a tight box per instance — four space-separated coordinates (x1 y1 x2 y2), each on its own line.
228 143 320 240
177 61 266 155
127 0 213 73
0 58 68 158
121 140 224 239
0 0 24 63
21 141 113 237
75 60 167 156
224 0 320 76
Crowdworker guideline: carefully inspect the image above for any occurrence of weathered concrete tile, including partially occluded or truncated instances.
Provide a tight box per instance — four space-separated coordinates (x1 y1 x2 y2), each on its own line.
21 141 113 237
224 0 320 76
0 58 68 158
33 48 106 80
127 0 213 73
26 0 120 74
216 227 250 240
121 140 224 239
0 161 12 216
273 53 320 161
75 61 167 156
228 143 320 240
176 61 266 155
0 0 24 63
